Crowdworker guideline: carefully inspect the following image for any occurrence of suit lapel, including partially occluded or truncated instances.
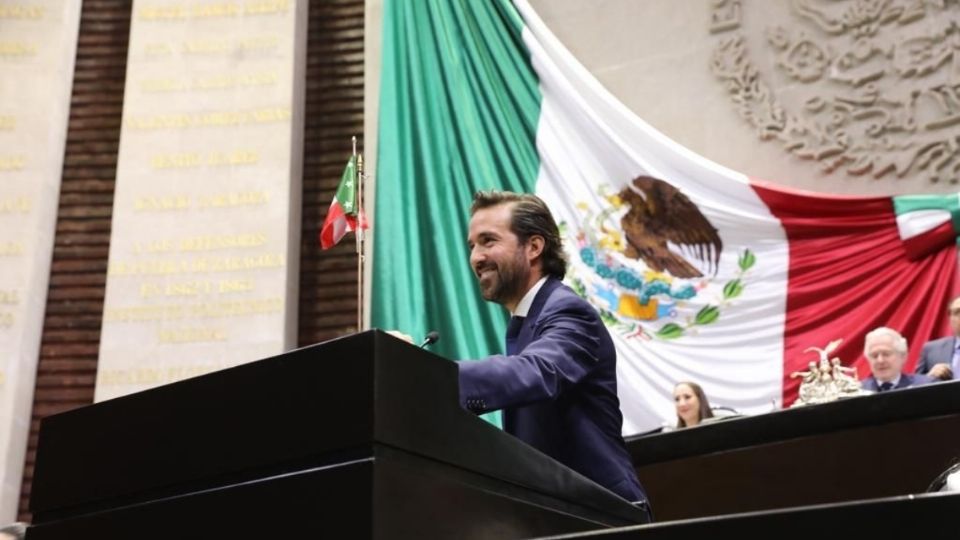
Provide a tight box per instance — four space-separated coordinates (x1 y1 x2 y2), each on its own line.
515 278 562 353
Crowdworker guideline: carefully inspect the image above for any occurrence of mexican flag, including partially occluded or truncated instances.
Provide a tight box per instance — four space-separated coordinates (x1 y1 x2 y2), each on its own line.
320 154 365 250
371 0 959 433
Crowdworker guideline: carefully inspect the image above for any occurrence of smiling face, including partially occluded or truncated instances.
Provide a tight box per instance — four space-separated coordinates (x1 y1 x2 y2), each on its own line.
865 333 906 383
467 203 539 312
673 383 702 427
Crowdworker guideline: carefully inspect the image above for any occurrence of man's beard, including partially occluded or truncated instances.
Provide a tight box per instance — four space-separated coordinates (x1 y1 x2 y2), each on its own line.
477 251 530 306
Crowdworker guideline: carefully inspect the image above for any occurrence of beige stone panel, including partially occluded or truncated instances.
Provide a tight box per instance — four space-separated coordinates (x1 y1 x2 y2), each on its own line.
0 0 81 523
96 0 306 402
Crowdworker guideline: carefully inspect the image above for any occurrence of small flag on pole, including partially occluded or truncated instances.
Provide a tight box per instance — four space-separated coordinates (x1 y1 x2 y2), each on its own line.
320 154 367 249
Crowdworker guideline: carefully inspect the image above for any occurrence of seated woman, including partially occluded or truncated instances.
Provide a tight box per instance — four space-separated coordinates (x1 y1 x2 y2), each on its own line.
673 381 714 428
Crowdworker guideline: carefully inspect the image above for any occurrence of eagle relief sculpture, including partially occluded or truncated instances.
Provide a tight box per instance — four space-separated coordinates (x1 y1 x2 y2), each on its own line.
565 175 755 340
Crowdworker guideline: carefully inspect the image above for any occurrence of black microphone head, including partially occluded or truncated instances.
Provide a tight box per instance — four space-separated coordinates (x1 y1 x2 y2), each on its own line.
420 330 440 348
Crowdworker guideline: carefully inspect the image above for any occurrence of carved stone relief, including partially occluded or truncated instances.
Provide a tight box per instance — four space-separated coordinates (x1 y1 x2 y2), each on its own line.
710 0 960 184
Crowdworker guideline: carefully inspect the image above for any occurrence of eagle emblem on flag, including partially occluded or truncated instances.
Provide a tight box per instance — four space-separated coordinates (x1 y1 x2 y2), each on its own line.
562 176 756 341
618 176 723 279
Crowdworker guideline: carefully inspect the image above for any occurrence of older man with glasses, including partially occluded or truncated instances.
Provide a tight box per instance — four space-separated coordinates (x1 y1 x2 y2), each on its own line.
862 327 934 392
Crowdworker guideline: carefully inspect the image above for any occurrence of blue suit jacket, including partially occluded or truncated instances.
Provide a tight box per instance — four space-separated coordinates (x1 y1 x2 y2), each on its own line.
458 278 647 503
860 373 934 391
915 336 956 379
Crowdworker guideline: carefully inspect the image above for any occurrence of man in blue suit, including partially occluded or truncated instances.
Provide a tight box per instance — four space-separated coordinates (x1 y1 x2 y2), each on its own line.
861 327 933 392
458 191 649 518
915 296 960 381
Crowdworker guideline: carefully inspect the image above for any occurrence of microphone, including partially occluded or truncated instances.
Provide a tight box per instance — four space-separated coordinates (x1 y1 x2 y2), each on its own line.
420 330 440 348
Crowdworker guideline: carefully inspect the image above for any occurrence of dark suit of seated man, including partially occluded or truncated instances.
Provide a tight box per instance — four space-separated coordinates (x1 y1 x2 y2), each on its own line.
458 190 649 520
861 327 934 392
915 295 960 382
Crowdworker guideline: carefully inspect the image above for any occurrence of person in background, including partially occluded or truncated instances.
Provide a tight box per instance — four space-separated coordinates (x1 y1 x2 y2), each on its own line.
862 327 933 392
674 381 714 428
0 522 26 540
915 295 960 381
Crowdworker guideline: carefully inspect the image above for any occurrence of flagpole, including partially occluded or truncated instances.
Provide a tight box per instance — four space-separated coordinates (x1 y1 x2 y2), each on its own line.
353 136 365 332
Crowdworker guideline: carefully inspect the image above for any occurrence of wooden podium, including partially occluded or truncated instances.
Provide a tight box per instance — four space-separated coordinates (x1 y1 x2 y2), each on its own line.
27 331 647 539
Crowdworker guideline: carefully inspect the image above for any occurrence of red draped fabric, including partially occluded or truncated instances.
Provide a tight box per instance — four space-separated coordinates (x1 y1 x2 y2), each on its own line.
751 181 959 406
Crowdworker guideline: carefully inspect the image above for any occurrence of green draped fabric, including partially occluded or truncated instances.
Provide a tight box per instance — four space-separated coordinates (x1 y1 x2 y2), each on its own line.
372 0 541 424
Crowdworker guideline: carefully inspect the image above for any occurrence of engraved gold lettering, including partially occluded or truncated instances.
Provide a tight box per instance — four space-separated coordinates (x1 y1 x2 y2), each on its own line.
159 327 227 343
127 107 291 130
193 71 278 90
0 290 20 304
181 36 278 56
108 254 283 276
163 365 218 382
0 116 14 130
151 152 201 169
188 297 282 317
179 232 267 251
134 239 175 254
103 303 184 322
206 149 259 166
197 190 269 208
138 5 188 20
104 298 282 322
108 259 182 277
0 241 24 256
0 196 31 213
164 280 212 297
218 279 254 293
192 254 284 272
0 312 13 328
239 35 279 51
192 2 240 18
144 42 173 57
245 0 289 15
182 38 230 54
0 5 45 19
139 283 163 298
0 155 25 171
134 195 191 211
140 77 185 92
98 364 231 387
0 41 36 57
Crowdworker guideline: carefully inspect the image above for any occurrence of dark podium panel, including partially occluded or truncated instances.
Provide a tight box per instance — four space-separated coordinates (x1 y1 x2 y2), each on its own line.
538 492 960 540
626 381 960 521
28 330 646 539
